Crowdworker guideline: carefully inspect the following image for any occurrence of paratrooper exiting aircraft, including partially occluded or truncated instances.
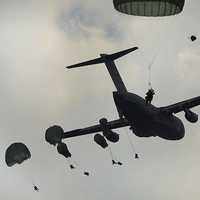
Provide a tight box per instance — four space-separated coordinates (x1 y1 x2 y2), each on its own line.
46 47 200 151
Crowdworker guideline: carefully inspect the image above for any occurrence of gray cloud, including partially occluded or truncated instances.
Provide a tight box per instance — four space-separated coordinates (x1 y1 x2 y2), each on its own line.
57 0 124 41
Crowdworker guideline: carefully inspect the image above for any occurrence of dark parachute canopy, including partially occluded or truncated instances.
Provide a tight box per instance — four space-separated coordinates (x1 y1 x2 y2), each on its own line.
5 143 31 167
113 0 185 17
57 142 72 158
45 125 64 146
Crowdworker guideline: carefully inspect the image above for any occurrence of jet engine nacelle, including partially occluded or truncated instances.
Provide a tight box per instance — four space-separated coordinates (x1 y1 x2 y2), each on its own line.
184 109 198 123
94 134 108 148
99 118 120 143
104 130 119 143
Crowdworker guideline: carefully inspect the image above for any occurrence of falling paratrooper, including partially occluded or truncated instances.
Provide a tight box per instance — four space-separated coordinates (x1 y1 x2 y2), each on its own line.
113 0 185 17
189 35 197 42
57 142 75 169
94 118 124 166
57 142 90 176
94 133 123 166
33 185 39 192
5 143 40 191
45 126 90 176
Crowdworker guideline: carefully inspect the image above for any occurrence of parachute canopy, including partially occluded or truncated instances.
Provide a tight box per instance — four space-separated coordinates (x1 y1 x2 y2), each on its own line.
57 142 72 158
113 0 185 17
45 125 64 146
5 143 31 167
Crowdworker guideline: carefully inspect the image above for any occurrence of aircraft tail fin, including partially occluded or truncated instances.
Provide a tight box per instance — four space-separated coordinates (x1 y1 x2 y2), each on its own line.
66 47 138 69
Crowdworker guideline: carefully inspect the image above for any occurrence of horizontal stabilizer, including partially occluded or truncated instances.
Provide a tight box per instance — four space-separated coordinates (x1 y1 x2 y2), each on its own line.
66 46 138 69
67 57 104 69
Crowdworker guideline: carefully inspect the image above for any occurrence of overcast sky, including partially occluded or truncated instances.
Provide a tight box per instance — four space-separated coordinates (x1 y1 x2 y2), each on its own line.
0 0 200 199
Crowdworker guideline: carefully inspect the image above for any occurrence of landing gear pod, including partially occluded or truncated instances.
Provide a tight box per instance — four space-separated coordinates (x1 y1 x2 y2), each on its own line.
45 125 64 146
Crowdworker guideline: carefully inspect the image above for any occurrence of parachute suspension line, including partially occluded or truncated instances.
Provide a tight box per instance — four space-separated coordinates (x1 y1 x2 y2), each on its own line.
138 46 159 92
66 157 76 169
107 143 122 166
66 155 90 176
147 51 159 90
108 145 115 164
148 64 152 89
125 128 135 152
124 128 139 159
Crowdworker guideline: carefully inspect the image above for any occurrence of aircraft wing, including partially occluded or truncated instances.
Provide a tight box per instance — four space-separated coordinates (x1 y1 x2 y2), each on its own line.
160 96 200 114
62 118 130 139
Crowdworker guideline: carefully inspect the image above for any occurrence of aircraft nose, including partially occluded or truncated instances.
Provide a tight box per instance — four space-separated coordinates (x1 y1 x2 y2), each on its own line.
158 119 185 141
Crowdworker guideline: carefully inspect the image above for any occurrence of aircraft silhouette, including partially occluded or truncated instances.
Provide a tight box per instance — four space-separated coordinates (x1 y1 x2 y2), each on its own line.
52 47 200 144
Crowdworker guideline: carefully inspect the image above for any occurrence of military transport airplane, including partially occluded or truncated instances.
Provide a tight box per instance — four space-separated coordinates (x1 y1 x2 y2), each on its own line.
46 47 200 148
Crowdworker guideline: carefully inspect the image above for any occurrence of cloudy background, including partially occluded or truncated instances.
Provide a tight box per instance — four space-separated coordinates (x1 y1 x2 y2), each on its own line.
0 0 200 199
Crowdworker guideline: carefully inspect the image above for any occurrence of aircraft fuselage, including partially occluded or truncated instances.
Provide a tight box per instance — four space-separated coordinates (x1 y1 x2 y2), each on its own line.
113 92 185 140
